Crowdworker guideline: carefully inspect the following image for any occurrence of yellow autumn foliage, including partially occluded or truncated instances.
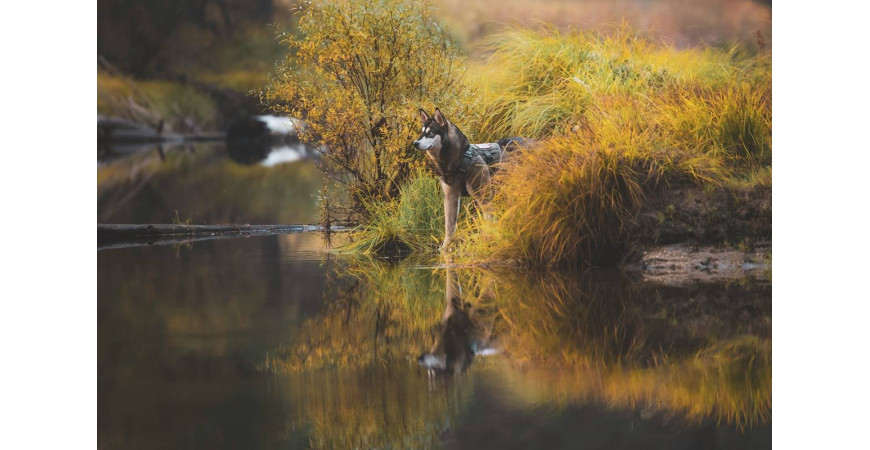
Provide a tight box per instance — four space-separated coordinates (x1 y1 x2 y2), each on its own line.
263 0 477 223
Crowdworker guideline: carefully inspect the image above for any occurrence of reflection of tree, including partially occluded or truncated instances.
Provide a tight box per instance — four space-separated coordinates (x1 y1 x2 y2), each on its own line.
263 256 478 448
98 234 330 447
99 234 328 383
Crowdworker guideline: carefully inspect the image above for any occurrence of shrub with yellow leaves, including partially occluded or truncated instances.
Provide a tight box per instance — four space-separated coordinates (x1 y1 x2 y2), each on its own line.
263 0 476 225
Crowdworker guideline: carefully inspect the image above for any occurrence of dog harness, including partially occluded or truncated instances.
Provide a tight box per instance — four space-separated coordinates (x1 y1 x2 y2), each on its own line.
457 142 502 174
445 142 502 196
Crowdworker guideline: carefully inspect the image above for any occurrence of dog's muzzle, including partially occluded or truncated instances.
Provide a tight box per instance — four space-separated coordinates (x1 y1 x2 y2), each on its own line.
413 135 436 151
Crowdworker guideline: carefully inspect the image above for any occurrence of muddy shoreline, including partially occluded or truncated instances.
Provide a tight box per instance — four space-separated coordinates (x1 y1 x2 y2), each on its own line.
97 223 771 285
626 243 770 285
637 182 771 247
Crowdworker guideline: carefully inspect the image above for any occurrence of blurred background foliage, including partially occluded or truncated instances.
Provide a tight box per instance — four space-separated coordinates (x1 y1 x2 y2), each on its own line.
98 0 287 78
98 0 770 79
97 0 770 131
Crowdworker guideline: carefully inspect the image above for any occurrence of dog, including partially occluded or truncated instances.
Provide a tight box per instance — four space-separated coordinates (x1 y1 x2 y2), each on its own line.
417 268 497 377
413 108 527 251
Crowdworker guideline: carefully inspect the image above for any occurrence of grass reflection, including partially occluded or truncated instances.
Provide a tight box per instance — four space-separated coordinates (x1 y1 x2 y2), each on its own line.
489 269 771 428
265 257 770 444
264 256 480 448
265 255 446 371
274 364 473 449
97 143 321 224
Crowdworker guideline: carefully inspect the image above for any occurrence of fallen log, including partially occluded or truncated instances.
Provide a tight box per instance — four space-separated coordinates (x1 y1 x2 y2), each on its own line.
97 223 323 248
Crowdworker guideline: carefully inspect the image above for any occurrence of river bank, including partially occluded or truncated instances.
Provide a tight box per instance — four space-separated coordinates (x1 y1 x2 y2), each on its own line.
628 180 772 283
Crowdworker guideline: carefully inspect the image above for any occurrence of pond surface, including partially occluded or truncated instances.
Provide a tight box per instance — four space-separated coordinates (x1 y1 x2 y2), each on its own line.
98 233 771 449
97 141 322 225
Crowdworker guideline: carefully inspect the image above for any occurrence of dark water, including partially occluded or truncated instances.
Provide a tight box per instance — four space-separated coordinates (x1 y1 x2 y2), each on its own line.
98 233 771 449
97 141 322 225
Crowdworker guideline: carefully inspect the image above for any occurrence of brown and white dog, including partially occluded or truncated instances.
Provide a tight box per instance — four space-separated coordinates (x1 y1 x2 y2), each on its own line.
412 108 526 251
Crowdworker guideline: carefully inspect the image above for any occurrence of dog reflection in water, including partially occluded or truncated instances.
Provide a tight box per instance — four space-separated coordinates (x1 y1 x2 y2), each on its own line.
418 269 498 379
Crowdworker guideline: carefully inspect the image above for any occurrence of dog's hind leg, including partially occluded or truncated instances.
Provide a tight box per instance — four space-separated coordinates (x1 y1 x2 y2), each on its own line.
440 182 461 252
467 167 494 221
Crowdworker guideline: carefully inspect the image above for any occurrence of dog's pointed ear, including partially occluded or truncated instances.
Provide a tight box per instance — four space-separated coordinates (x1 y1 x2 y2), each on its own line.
433 108 447 127
419 108 430 124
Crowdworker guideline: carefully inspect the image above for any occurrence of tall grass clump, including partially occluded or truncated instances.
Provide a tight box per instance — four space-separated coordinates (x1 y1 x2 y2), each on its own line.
657 80 772 171
487 136 646 267
470 128 721 267
455 27 771 267
468 26 768 143
344 174 445 255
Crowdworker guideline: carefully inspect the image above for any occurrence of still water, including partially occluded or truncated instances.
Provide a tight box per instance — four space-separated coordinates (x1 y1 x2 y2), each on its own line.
98 233 771 449
97 141 322 225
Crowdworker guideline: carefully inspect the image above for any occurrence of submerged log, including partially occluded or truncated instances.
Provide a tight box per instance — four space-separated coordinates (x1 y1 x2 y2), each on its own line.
97 223 322 248
98 116 225 143
98 115 226 161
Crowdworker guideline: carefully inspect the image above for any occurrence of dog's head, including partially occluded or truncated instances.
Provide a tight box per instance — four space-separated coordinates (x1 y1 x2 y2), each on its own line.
413 108 448 153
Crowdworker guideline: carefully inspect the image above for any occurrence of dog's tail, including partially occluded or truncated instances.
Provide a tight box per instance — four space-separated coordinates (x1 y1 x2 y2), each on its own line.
497 137 531 153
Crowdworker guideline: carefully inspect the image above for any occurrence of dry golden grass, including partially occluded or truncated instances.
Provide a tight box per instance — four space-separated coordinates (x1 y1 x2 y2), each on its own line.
338 20 770 267
449 26 770 267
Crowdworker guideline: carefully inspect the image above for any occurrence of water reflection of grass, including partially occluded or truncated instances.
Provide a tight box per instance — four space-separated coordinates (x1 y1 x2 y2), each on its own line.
498 335 770 428
97 144 322 224
274 363 473 449
489 269 771 428
263 258 476 448
266 254 445 372
266 258 770 437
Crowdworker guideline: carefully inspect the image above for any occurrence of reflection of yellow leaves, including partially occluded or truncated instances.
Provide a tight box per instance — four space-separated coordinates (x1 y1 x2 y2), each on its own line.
267 260 771 429
275 364 473 449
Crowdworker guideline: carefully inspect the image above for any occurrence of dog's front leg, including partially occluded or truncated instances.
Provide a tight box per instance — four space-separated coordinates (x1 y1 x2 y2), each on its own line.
443 267 461 322
440 182 460 252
